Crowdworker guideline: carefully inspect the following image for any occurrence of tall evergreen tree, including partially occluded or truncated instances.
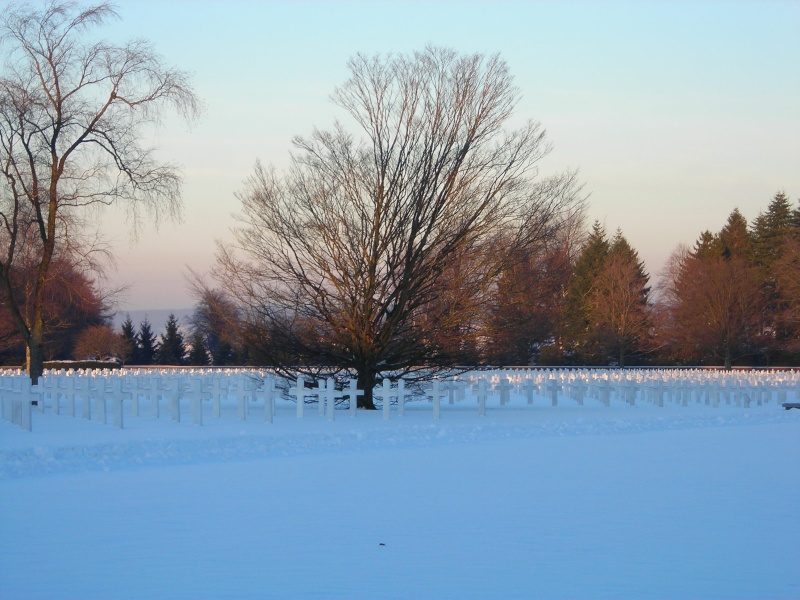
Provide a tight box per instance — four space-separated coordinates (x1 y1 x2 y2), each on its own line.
120 316 139 365
773 237 800 362
689 211 752 263
791 198 800 230
137 319 158 366
586 230 651 366
187 330 210 366
156 314 186 365
609 230 646 271
608 230 651 308
563 221 610 363
691 230 718 260
750 192 794 271
717 209 751 260
212 340 236 366
750 192 797 363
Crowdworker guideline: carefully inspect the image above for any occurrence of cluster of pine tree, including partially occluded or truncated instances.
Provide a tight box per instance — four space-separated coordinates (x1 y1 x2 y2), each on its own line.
563 225 651 366
483 221 652 367
460 191 799 368
119 315 183 366
524 191 800 368
659 192 800 367
118 300 242 367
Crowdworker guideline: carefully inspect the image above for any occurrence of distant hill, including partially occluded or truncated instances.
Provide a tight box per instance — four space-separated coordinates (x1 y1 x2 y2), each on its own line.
112 309 194 335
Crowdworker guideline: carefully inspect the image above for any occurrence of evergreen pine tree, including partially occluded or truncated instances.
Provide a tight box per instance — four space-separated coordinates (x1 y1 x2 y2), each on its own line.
609 230 651 300
156 314 186 365
750 192 794 270
773 236 800 361
716 209 751 260
749 192 796 362
187 330 210 366
589 231 652 366
120 316 139 365
212 340 236 366
138 319 158 366
610 229 645 267
563 221 610 363
691 230 718 260
792 198 800 230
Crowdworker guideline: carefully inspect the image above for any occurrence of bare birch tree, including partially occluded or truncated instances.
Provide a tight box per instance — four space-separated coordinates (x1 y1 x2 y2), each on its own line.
214 47 583 407
0 1 200 382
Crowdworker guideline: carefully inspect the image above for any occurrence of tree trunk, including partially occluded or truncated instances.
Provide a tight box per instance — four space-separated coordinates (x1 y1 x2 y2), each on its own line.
724 343 732 371
357 368 377 410
26 337 45 385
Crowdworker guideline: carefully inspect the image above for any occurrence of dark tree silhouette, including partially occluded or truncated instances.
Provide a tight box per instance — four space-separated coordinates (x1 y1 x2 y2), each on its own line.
137 319 158 366
187 330 210 366
213 47 583 407
120 316 139 365
156 314 185 366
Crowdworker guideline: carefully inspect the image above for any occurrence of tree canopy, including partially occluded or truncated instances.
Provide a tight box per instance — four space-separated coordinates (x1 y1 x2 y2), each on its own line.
213 47 585 406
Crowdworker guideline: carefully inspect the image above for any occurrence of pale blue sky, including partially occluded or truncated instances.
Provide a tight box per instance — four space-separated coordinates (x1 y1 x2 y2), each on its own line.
87 0 799 310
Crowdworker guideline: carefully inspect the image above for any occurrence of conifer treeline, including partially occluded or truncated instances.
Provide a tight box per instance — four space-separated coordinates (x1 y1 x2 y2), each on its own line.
114 310 241 367
659 192 800 367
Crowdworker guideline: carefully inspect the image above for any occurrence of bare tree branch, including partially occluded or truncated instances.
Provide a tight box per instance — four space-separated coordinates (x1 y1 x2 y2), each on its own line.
214 47 582 407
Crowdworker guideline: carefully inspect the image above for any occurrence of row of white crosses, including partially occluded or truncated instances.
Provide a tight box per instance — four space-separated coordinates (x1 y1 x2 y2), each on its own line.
289 376 370 420
499 368 800 408
0 371 35 431
2 367 798 431
594 368 798 408
0 368 283 431
287 376 457 420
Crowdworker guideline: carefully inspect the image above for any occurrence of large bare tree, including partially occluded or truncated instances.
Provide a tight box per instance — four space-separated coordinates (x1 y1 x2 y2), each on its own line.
214 47 583 407
0 1 200 382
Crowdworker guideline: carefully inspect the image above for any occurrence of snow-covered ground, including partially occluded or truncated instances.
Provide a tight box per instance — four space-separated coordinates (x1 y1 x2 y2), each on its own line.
1 369 799 599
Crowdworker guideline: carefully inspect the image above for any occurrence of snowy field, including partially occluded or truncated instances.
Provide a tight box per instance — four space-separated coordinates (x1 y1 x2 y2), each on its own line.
1 368 799 599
